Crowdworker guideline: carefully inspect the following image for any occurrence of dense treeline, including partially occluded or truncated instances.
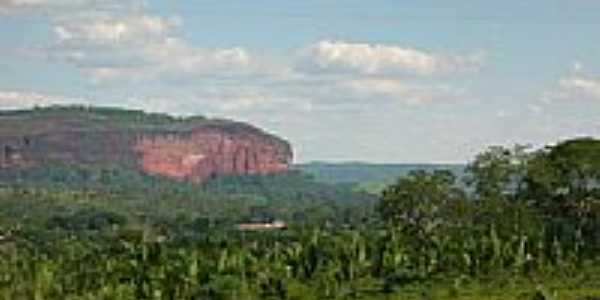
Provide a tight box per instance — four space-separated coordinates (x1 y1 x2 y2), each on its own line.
0 169 376 235
2 138 600 299
295 162 465 185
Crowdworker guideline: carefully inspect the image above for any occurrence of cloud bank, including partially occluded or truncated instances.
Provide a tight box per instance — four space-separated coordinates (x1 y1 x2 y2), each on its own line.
302 40 486 76
559 76 600 100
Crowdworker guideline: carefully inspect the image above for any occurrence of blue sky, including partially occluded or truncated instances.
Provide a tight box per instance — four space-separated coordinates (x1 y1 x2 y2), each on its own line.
1 0 599 163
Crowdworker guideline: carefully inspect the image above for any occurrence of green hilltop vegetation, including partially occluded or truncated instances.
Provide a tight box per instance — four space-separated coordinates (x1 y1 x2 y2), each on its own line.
294 162 465 194
1 107 600 299
0 105 209 127
0 105 292 178
0 105 285 141
295 162 465 184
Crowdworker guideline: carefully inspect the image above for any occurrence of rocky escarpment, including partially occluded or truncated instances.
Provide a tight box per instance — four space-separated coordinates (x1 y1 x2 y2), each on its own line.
0 106 292 183
134 128 290 182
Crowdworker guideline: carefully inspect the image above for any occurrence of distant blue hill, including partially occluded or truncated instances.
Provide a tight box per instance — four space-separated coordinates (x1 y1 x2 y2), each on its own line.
293 162 466 185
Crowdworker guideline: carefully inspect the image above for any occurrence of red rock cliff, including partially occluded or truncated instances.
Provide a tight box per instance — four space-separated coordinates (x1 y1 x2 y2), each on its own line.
134 128 291 183
0 107 293 182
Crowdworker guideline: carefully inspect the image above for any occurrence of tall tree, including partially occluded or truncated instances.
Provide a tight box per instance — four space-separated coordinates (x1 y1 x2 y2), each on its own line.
377 170 464 229
465 145 531 200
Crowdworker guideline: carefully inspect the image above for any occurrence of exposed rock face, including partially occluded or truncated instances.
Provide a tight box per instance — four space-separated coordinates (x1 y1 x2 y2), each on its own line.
0 107 293 183
134 129 290 183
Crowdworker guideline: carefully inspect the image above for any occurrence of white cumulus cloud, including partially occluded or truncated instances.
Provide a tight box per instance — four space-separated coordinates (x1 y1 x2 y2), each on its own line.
83 37 253 83
559 76 600 100
54 14 181 45
44 12 256 83
302 40 485 76
4 0 258 84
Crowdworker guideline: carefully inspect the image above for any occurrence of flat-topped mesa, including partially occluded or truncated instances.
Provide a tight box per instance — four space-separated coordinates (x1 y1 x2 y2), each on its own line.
0 106 293 183
134 127 291 183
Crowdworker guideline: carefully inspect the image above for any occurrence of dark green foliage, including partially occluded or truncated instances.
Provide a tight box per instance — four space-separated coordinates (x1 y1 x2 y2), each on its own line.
1 137 600 299
46 208 127 231
295 162 465 184
465 144 530 199
525 138 600 201
378 170 464 227
0 105 292 156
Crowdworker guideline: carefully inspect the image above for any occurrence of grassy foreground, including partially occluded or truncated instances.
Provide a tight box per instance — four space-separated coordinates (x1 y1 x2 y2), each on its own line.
392 277 600 300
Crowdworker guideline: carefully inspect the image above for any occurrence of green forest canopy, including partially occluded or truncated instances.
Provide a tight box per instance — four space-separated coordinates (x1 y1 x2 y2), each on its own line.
1 137 600 299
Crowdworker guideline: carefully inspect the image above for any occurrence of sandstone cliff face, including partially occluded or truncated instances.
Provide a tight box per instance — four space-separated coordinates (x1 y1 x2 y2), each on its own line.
134 129 290 183
0 107 292 183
